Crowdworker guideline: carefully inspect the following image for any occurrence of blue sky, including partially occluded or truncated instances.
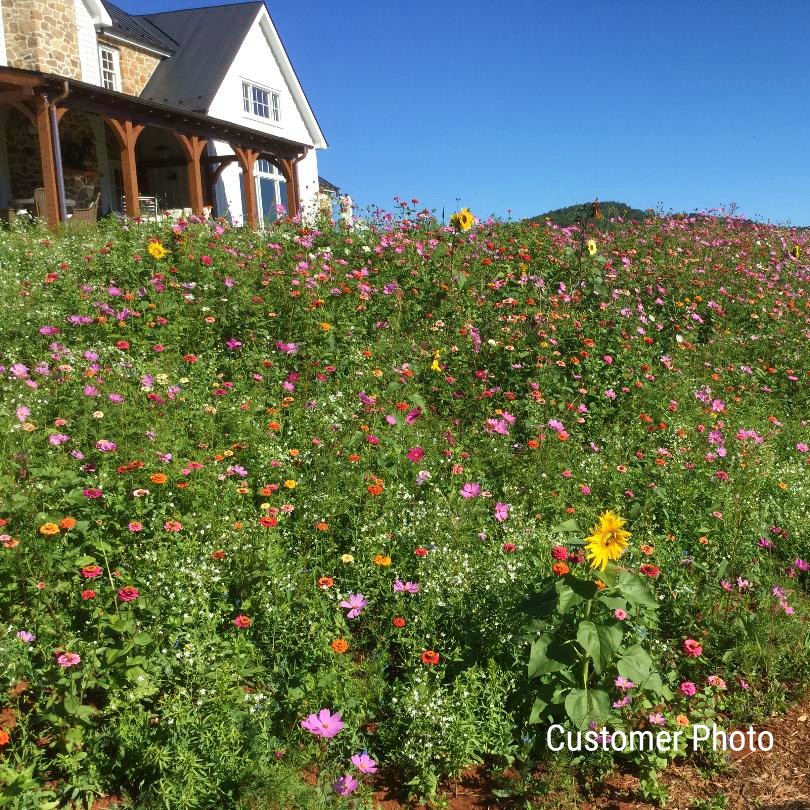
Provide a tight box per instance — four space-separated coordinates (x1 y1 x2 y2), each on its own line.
121 0 810 223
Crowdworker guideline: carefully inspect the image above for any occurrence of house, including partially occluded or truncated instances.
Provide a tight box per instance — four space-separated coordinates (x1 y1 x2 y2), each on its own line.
0 0 327 227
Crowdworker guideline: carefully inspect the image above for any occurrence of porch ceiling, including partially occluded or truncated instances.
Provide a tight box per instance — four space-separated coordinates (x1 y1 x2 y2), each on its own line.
0 66 308 161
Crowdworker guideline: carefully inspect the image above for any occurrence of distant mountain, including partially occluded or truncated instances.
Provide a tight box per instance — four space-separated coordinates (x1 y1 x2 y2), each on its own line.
528 201 649 227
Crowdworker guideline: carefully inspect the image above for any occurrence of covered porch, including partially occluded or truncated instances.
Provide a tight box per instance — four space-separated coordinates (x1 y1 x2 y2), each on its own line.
0 66 308 227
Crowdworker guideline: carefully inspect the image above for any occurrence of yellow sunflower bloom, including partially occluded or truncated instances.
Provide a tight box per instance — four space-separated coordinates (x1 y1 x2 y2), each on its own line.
586 239 598 257
431 349 442 372
450 208 474 232
584 510 631 571
147 241 167 260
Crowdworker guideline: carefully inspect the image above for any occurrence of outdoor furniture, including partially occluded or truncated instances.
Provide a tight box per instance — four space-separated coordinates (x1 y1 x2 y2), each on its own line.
66 193 100 227
13 194 76 216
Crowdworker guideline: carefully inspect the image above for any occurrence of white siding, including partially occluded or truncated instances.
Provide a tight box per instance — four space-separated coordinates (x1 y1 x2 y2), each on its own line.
296 148 319 218
75 0 100 85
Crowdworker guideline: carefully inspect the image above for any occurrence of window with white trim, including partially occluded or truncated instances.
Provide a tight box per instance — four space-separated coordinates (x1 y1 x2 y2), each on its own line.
98 45 120 91
241 81 280 122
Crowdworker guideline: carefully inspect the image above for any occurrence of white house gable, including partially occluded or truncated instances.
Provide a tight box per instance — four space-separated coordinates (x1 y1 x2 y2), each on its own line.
74 0 101 85
206 6 325 149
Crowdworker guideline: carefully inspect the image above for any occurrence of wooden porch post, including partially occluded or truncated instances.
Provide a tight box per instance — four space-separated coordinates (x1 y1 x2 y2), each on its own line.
277 157 301 219
233 146 258 227
105 118 144 218
175 134 207 215
33 96 60 228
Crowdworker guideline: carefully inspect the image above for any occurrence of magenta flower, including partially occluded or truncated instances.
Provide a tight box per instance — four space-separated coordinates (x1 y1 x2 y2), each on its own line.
300 708 345 738
494 502 510 522
339 593 368 619
57 652 81 667
393 580 420 593
680 681 697 697
459 482 480 499
82 488 103 499
351 752 378 773
407 447 424 462
332 774 358 796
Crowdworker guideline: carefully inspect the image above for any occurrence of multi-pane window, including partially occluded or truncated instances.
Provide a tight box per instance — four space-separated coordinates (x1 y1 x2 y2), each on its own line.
98 46 120 91
241 81 280 122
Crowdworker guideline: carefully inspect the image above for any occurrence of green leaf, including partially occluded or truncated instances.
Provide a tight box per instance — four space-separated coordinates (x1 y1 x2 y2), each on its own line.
617 572 658 608
577 621 623 674
520 587 557 619
564 688 610 729
617 644 652 683
528 636 550 679
131 632 153 647
556 581 584 614
551 518 580 533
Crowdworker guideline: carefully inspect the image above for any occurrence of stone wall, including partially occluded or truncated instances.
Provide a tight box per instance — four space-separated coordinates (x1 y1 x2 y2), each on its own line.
5 108 41 200
1 0 82 78
98 36 161 97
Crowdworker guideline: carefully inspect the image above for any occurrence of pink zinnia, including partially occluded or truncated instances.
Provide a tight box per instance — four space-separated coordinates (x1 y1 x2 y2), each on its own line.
57 652 81 667
117 585 140 602
406 447 424 462
164 520 182 532
680 681 697 697
300 708 345 738
682 639 703 658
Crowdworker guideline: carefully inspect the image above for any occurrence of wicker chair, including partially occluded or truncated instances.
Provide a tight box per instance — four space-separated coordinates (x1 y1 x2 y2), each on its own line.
67 193 100 227
34 188 47 219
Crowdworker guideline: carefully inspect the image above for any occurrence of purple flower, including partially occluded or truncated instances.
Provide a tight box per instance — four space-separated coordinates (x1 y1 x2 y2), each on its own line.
225 338 242 351
351 752 378 773
393 580 420 593
276 341 299 355
795 558 809 573
332 774 358 796
339 593 368 619
16 630 35 644
95 439 117 453
300 708 345 738
460 482 481 499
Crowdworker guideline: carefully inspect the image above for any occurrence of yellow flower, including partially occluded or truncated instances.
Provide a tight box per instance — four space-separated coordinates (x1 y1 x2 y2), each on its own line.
341 553 354 564
586 239 597 257
147 241 167 260
431 350 442 372
584 511 631 571
320 322 331 331
39 522 60 535
373 554 391 567
450 208 474 232
791 244 801 258
284 479 297 489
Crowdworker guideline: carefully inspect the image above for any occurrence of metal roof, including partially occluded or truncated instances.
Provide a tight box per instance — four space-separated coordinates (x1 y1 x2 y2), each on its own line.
139 2 262 113
100 1 177 55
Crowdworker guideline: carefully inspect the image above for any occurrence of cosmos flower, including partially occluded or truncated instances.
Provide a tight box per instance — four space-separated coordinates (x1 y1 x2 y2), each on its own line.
300 708 345 738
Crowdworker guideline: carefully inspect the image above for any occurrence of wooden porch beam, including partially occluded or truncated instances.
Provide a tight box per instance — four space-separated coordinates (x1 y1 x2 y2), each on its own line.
33 96 60 229
0 87 34 104
175 133 208 216
232 146 258 227
104 117 144 218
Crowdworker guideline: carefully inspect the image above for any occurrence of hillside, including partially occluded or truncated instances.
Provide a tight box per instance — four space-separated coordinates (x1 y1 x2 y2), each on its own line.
529 199 649 226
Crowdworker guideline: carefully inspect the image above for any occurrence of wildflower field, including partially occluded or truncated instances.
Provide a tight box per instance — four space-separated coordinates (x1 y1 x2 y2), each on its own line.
1 206 809 808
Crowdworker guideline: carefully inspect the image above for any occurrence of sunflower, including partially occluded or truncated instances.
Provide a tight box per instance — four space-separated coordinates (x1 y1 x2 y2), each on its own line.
586 238 598 257
450 208 474 232
584 511 631 571
147 241 167 260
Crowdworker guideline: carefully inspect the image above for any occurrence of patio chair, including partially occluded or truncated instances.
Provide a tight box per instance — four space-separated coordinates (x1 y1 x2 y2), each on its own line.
66 193 100 227
34 188 46 219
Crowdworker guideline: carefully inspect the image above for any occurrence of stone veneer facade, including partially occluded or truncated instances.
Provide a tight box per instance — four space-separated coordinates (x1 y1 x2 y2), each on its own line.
98 36 162 97
1 0 82 78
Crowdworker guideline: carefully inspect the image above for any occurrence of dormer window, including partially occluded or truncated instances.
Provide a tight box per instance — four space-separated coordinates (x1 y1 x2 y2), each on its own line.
98 45 121 91
242 80 280 123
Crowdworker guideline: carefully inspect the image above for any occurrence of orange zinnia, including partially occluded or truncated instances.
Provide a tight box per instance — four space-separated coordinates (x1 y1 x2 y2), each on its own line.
39 523 60 535
331 638 349 653
59 517 77 530
150 473 168 484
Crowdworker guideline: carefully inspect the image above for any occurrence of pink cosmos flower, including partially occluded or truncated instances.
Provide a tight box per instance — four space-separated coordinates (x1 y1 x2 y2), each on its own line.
300 708 345 738
57 652 81 667
648 713 666 726
407 447 424 462
460 482 480 499
494 502 510 522
615 676 635 690
339 593 368 619
351 752 378 773
332 774 358 796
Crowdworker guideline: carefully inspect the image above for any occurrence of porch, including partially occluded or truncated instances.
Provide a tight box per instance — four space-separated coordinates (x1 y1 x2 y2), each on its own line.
0 66 309 227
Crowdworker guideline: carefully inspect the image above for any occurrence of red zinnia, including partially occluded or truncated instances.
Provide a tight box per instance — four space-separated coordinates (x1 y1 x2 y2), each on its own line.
392 616 407 628
260 515 277 528
81 589 96 600
414 547 428 558
233 614 252 629
640 563 661 578
421 650 440 665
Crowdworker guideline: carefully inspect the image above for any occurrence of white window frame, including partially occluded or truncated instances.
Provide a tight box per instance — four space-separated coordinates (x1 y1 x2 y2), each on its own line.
241 79 281 124
254 159 287 227
98 45 121 92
